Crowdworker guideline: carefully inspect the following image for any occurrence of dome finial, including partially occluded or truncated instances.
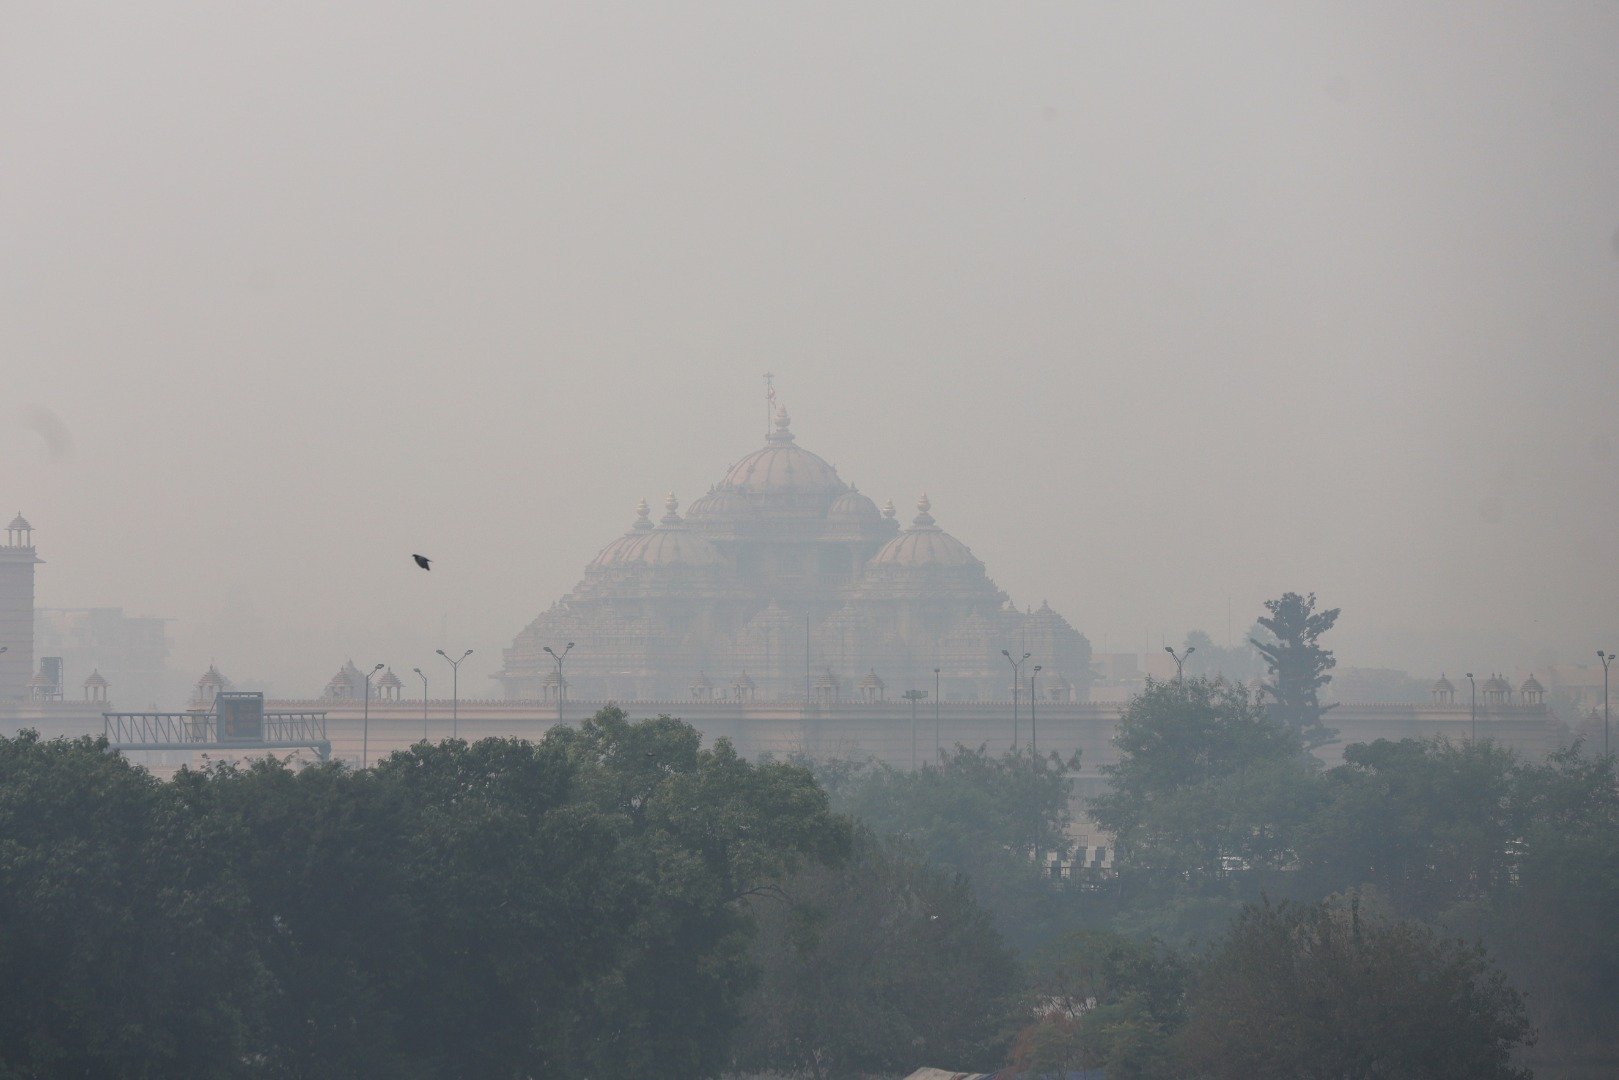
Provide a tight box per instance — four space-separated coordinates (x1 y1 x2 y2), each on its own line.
634 498 653 530
913 493 936 527
767 403 795 443
881 497 896 519
662 492 682 524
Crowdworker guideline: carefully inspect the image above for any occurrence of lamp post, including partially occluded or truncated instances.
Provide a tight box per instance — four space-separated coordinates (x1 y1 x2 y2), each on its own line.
1003 650 1030 751
436 649 472 739
361 663 384 768
412 667 428 742
1031 665 1041 755
1164 644 1195 682
933 667 941 763
904 689 928 771
543 643 575 710
1465 672 1476 743
1599 651 1615 757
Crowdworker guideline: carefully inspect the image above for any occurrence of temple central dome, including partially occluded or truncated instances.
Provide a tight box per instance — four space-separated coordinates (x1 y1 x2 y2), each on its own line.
719 407 846 498
501 394 1092 706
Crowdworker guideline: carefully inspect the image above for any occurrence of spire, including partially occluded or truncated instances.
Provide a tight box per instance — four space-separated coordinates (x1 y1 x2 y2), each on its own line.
912 493 936 528
767 404 795 444
661 492 682 525
633 497 653 530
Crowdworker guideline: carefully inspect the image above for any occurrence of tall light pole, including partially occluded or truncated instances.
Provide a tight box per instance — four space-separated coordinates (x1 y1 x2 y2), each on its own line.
437 649 472 739
412 667 428 742
1164 644 1195 682
1003 650 1030 751
1031 665 1041 756
361 663 384 768
1465 672 1476 743
1599 651 1615 757
933 667 941 763
543 643 575 710
904 689 928 771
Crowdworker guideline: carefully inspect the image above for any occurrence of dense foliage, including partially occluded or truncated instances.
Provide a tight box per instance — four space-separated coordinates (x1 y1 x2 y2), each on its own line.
6 636 1617 1078
809 744 1076 951
735 829 1018 1079
1182 896 1533 1080
0 710 850 1078
1083 670 1618 1078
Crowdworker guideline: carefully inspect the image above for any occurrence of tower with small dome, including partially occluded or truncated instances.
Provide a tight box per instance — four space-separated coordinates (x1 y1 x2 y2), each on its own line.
499 404 1092 701
0 514 42 703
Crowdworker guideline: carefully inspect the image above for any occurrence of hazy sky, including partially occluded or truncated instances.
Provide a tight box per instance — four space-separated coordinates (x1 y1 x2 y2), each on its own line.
4 3 1618 699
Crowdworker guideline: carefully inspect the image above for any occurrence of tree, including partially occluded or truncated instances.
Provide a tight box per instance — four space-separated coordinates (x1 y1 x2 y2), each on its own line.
1297 738 1521 920
734 829 1017 1079
1181 895 1534 1080
1010 930 1188 1080
811 745 1075 951
0 732 262 1078
1092 678 1320 937
1250 592 1340 747
1471 744 1619 1076
7 708 851 1079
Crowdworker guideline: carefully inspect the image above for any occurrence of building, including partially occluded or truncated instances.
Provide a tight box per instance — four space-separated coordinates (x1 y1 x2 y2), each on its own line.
498 406 1093 703
35 606 173 709
0 515 41 702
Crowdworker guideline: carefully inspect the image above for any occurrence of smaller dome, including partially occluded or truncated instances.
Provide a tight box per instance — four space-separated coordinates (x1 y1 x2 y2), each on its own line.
198 664 229 689
857 669 885 691
636 528 722 568
690 672 714 692
731 671 756 690
1433 674 1455 693
828 486 881 524
84 669 108 689
1519 674 1544 695
7 513 31 531
867 494 981 570
589 499 657 569
28 671 52 688
377 669 404 690
880 498 897 520
1483 673 1512 693
688 486 754 521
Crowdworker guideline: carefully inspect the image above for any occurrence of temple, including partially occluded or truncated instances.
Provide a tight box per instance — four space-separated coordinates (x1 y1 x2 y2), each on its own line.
498 406 1093 703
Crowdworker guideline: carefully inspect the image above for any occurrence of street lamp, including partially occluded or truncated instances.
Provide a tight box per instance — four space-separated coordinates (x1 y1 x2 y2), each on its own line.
1164 644 1195 682
1599 651 1615 757
1002 650 1030 751
412 667 428 743
361 663 385 768
543 643 575 708
1031 665 1041 755
933 667 941 763
904 689 928 771
1465 673 1476 743
436 649 472 739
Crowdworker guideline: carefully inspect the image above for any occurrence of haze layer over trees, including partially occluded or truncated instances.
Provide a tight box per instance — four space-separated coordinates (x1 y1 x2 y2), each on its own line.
1 599 1615 1077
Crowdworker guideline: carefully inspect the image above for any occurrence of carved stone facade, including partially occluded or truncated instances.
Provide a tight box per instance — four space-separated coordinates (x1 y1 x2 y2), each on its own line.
498 408 1093 702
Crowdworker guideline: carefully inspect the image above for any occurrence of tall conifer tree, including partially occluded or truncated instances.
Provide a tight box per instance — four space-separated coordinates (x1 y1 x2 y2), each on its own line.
1250 592 1340 748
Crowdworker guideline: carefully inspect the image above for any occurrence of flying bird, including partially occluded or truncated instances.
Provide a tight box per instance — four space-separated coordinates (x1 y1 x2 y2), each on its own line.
412 554 431 570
